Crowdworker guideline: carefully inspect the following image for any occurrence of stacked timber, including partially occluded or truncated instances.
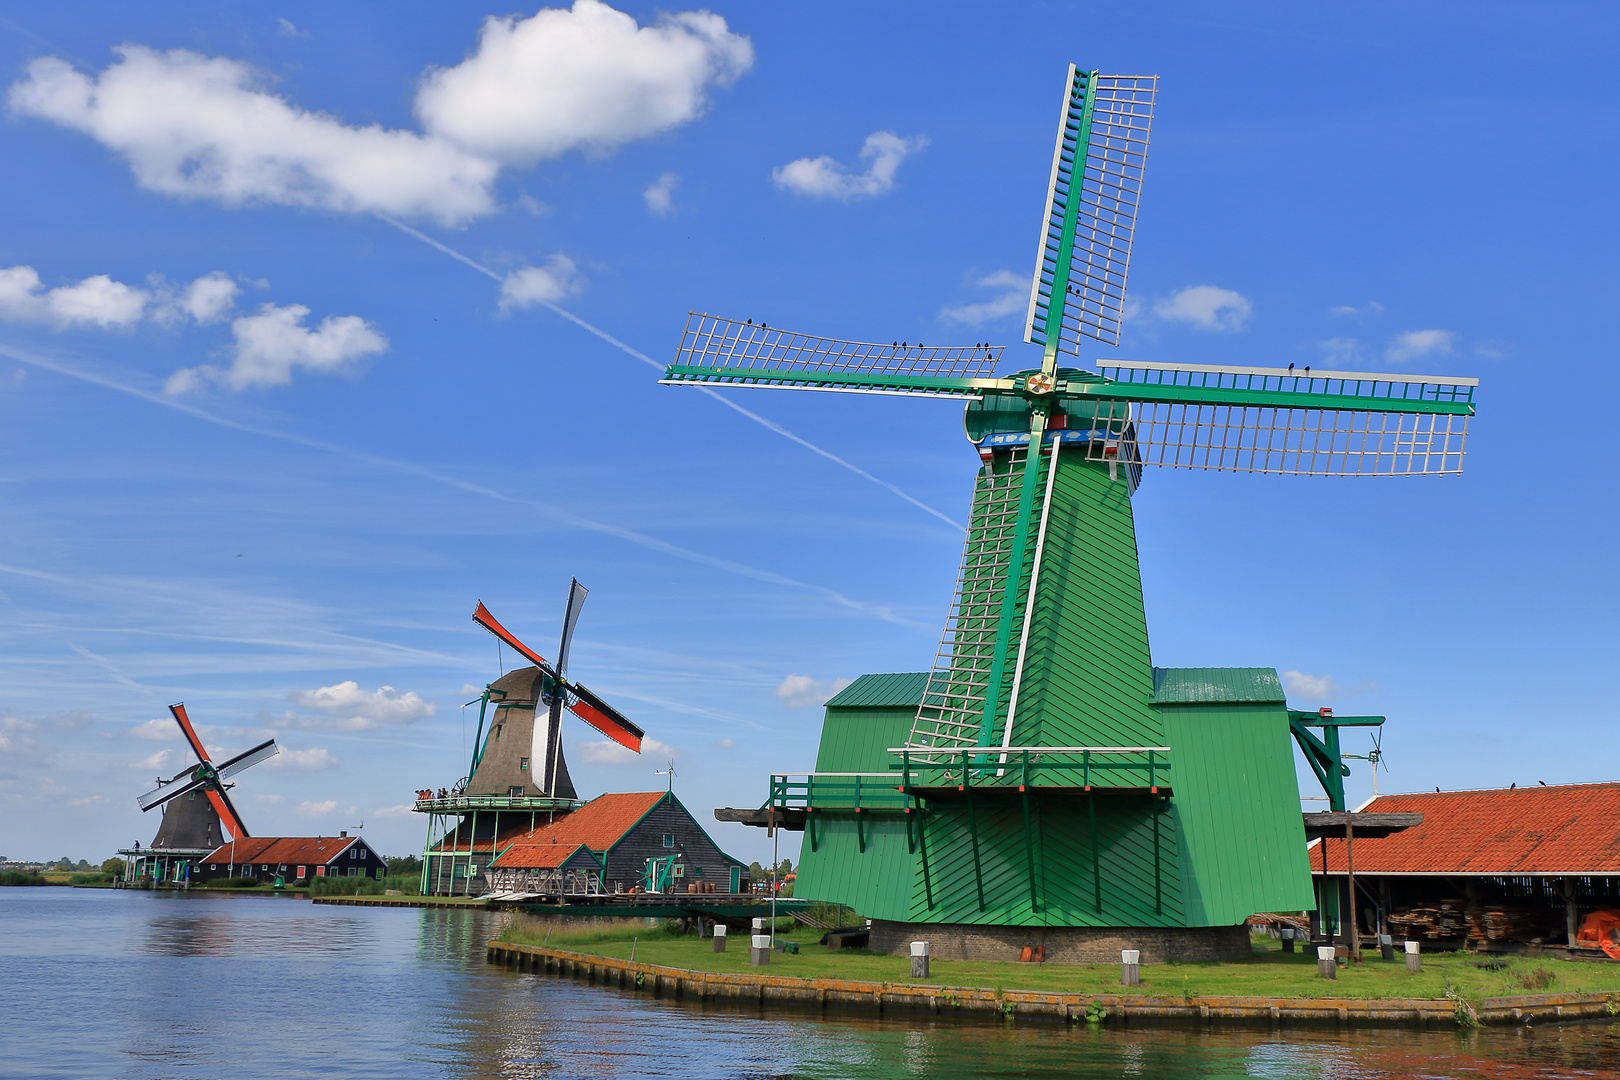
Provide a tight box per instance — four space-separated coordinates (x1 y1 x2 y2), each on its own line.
1387 900 1470 940
1478 907 1558 942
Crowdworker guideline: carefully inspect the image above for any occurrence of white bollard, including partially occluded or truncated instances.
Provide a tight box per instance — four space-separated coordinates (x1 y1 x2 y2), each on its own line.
1120 949 1140 986
1317 945 1338 980
713 923 727 953
1280 926 1295 953
1405 939 1421 973
750 933 771 967
910 940 930 979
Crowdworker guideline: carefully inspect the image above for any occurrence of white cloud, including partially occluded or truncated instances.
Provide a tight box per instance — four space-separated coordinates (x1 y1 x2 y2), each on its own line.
370 803 417 819
643 171 679 216
498 255 582 312
1329 301 1383 318
286 681 435 731
1317 337 1364 366
127 718 182 741
716 737 734 748
772 131 928 202
574 736 676 765
1154 285 1252 332
166 303 387 393
275 18 308 38
0 716 50 768
68 794 108 808
295 799 338 818
416 0 752 165
940 269 1025 326
130 749 175 771
460 683 483 696
1281 670 1340 700
773 673 853 709
10 47 498 224
1473 341 1505 359
0 265 242 332
0 266 148 328
265 746 338 771
174 271 240 324
1385 329 1455 364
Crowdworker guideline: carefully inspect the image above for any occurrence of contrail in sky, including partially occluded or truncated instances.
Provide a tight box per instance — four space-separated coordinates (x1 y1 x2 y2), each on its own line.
375 215 965 531
0 341 930 631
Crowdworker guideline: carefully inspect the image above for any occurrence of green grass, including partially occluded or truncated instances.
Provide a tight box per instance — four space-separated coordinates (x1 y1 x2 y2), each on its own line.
498 924 1620 1004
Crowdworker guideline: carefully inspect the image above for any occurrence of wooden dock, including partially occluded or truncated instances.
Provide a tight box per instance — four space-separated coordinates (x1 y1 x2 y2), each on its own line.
486 941 1620 1028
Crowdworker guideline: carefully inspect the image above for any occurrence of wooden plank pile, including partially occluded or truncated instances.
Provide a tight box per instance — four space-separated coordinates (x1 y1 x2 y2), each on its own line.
1475 906 1558 942
1387 899 1469 939
1388 900 1559 943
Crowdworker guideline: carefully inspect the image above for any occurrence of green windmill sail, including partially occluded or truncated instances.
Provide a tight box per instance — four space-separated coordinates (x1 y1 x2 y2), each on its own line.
664 67 1477 953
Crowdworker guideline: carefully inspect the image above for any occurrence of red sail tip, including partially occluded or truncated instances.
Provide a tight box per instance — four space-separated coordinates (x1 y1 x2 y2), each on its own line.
168 702 212 764
568 698 642 753
472 602 551 671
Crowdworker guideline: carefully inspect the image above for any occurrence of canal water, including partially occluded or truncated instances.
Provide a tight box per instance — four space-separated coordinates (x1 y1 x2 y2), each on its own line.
5 888 1618 1079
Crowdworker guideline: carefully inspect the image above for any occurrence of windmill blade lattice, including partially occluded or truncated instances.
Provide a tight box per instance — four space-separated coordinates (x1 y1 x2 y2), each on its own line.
1026 68 1157 352
1091 362 1476 476
665 313 1003 397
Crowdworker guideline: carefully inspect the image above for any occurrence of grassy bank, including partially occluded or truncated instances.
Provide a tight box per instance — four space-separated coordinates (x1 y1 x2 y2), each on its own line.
498 920 1620 1005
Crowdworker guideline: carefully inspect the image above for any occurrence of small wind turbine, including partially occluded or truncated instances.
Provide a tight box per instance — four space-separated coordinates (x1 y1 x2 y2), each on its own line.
1342 729 1388 800
655 760 676 792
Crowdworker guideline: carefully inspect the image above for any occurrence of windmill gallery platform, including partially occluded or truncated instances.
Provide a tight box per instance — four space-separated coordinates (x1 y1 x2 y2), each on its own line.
678 64 1478 963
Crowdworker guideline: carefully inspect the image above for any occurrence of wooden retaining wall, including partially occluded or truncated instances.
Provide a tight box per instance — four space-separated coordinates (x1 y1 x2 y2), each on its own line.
312 895 487 909
485 942 1620 1029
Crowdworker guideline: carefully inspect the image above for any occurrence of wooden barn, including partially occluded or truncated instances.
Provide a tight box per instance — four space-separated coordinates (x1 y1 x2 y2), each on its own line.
1311 783 1620 956
488 790 747 896
193 832 387 885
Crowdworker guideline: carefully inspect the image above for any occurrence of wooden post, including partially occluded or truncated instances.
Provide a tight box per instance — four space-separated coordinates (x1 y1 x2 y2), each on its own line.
1379 933 1395 962
713 923 727 953
1120 949 1140 986
1405 940 1421 973
750 933 771 966
910 941 930 979
1345 814 1360 962
1561 876 1579 946
1280 927 1295 953
1317 946 1338 980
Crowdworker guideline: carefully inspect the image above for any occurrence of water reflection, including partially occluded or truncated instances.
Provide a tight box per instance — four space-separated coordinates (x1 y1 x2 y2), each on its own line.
3 888 1619 1080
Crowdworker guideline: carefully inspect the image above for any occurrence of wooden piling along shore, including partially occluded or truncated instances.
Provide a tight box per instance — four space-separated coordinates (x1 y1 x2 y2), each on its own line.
312 895 487 909
486 942 1620 1028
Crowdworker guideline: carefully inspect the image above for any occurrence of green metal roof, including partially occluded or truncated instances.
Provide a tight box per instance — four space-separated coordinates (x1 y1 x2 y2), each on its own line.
823 672 931 709
1151 667 1285 704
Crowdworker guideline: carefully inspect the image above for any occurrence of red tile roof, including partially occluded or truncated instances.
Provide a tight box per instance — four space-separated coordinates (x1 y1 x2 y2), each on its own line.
1311 783 1620 875
429 816 555 854
200 836 360 866
492 791 666 869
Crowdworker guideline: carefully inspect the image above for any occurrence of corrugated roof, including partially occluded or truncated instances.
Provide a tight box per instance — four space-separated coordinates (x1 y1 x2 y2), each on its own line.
1151 667 1285 704
823 672 930 709
1311 783 1620 874
491 791 665 867
200 836 358 866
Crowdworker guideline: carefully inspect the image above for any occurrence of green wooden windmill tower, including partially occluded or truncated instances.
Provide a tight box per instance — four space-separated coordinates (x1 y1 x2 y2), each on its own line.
665 67 1477 961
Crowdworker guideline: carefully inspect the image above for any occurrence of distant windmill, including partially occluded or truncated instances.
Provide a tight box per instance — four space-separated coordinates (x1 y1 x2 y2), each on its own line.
136 703 278 849
467 580 643 800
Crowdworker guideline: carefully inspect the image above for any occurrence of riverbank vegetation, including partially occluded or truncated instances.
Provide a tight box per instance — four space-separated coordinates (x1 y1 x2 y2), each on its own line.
497 921 1620 1005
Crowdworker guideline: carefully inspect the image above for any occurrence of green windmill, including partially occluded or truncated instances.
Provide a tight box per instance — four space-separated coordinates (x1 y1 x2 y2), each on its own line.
665 67 1477 960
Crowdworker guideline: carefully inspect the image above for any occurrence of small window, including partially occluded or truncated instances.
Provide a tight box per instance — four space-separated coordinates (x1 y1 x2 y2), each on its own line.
509 786 523 797
209 864 217 870
662 833 675 849
261 864 269 871
297 866 307 878
350 848 357 859
316 865 326 876
495 724 503 740
519 757 528 771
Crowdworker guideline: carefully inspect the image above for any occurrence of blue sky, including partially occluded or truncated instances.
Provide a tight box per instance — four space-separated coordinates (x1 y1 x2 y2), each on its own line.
1 2 1614 865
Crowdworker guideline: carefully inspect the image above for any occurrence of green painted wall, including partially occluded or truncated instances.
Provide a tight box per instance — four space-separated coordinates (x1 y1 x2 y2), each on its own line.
1158 701 1316 922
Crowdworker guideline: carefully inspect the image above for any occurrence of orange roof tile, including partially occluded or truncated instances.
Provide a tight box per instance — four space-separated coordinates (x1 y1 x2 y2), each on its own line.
1311 783 1620 875
492 791 666 868
200 836 360 866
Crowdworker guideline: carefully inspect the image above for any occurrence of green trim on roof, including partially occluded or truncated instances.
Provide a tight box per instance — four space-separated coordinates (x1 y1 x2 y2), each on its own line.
1151 667 1285 705
823 672 931 709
